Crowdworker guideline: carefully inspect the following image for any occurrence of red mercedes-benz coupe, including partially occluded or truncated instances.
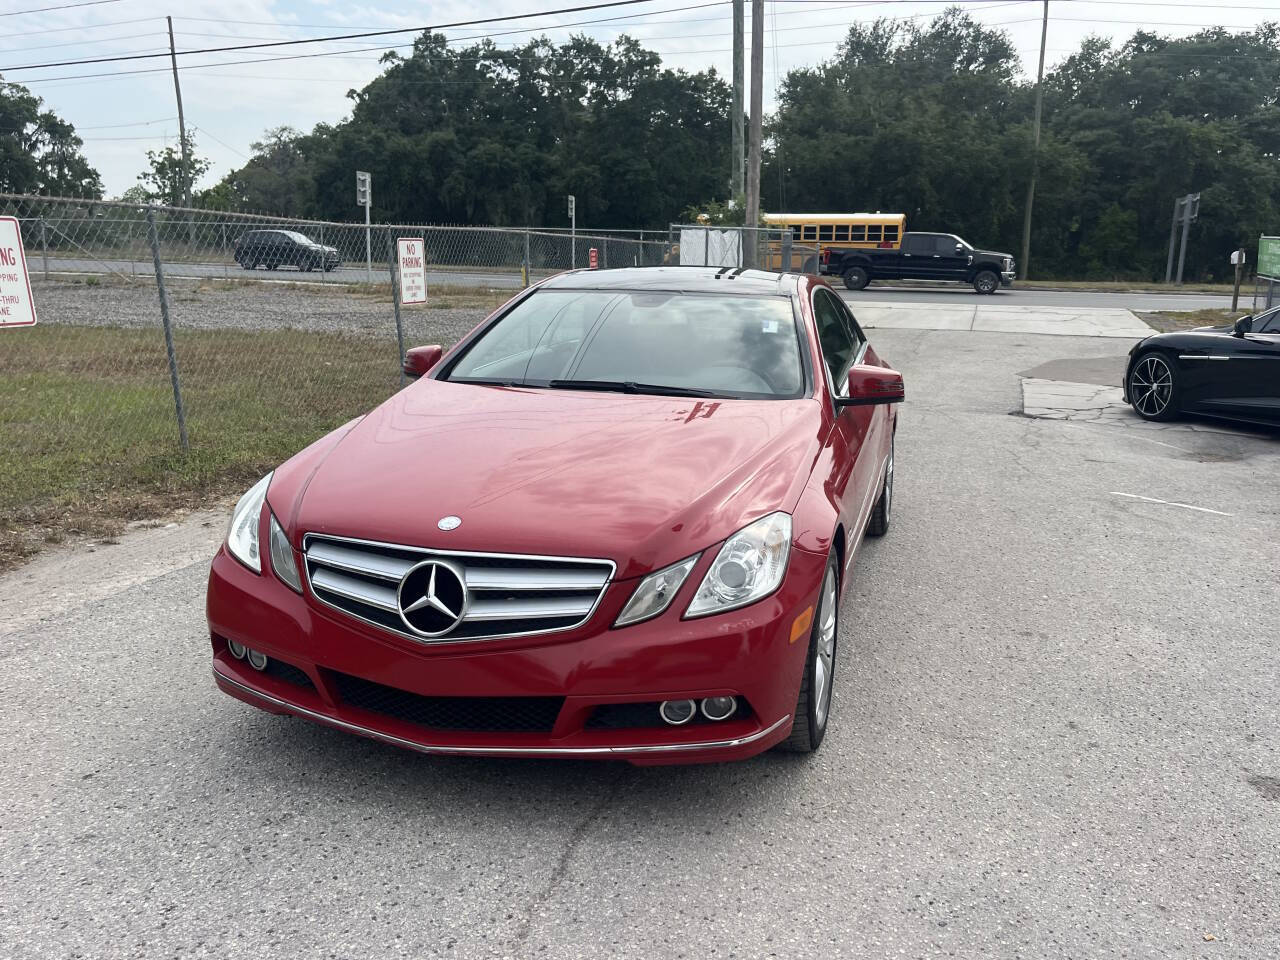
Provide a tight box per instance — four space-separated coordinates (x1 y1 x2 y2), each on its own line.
207 267 902 764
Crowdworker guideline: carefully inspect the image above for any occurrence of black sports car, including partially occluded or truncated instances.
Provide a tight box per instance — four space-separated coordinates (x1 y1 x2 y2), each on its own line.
1123 306 1280 425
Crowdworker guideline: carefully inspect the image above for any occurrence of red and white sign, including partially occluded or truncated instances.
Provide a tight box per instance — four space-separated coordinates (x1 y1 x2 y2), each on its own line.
588 247 599 270
397 238 427 305
0 216 37 328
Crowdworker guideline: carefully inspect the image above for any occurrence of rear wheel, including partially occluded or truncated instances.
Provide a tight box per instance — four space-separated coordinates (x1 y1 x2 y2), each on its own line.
801 255 817 275
842 266 870 291
973 269 999 294
1128 352 1179 421
865 434 894 537
777 552 839 754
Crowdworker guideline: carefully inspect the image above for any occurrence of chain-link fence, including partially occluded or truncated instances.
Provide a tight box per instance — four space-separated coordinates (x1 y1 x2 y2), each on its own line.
1 194 826 566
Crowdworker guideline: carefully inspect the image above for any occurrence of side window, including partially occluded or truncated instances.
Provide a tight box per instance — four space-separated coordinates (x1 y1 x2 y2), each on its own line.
818 225 834 242
884 225 900 243
903 235 930 255
802 225 817 241
812 289 856 390
867 225 882 242
1257 307 1280 333
834 225 849 242
850 225 866 242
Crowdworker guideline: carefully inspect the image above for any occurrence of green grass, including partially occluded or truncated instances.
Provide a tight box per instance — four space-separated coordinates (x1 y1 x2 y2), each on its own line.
0 324 401 570
1138 308 1243 332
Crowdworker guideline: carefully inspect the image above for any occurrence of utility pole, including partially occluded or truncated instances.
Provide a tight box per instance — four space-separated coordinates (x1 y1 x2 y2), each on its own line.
1165 192 1200 284
731 0 745 199
1165 196 1183 284
1019 0 1048 280
743 0 764 268
166 17 192 211
568 194 576 269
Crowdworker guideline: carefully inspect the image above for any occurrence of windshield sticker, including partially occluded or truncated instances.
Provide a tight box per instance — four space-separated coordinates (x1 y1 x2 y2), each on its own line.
762 319 779 334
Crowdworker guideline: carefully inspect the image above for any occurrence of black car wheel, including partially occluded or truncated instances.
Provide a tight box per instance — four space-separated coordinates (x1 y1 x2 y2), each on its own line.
973 269 999 294
865 434 894 537
777 551 839 754
842 266 870 291
1128 352 1180 421
801 256 817 275
302 256 315 273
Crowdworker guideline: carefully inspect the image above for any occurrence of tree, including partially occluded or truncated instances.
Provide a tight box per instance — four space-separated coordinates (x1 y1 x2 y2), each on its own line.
0 79 102 197
137 134 210 207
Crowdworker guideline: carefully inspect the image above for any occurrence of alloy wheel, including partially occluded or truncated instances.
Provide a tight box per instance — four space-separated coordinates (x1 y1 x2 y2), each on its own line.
884 439 894 516
813 566 838 730
1130 355 1173 417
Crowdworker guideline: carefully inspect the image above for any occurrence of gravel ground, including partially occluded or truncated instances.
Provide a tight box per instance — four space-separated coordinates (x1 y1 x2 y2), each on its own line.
3 328 1278 959
29 278 491 349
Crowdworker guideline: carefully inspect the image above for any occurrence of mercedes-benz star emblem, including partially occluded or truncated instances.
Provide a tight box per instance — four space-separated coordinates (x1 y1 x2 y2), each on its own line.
397 559 468 638
437 515 461 531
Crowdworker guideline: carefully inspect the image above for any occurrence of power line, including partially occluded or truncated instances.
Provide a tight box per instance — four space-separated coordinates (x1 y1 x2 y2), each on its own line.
0 0 721 72
2 0 126 16
0 30 167 55
2 15 159 39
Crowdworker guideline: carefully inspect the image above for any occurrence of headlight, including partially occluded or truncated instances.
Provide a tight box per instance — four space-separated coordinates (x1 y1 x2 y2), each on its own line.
614 554 699 628
226 472 272 572
269 513 302 593
685 512 792 618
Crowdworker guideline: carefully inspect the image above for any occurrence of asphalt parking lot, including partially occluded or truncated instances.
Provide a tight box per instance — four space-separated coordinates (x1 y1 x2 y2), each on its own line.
2 326 1277 959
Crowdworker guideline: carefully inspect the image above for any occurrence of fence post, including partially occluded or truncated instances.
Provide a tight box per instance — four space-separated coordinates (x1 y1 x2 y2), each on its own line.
145 208 189 452
40 218 49 281
523 229 531 288
704 227 711 267
387 227 407 386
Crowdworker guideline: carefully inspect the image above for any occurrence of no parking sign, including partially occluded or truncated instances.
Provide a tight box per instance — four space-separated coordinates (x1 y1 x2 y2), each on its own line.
0 216 36 328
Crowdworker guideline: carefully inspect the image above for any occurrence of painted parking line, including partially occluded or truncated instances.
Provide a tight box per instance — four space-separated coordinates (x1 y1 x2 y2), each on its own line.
1110 492 1233 517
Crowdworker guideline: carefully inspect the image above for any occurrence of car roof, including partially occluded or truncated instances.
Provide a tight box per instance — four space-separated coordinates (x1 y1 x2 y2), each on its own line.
539 267 802 296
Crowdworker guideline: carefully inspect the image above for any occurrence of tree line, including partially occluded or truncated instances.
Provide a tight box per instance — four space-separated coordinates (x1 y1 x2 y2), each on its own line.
2 9 1278 281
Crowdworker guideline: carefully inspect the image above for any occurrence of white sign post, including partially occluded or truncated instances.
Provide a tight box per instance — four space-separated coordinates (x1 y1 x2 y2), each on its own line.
397 238 427 305
0 216 37 328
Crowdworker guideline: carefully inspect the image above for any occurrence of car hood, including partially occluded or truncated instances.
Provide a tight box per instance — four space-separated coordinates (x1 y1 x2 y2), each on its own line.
289 380 824 578
975 249 1014 261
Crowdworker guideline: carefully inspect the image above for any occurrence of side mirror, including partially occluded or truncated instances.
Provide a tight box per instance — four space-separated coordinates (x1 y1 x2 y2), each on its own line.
403 345 443 380
954 243 964 254
1233 315 1253 337
837 364 905 407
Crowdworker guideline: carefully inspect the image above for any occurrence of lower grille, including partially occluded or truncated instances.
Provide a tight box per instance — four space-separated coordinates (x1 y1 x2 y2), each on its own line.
333 671 563 734
263 658 313 689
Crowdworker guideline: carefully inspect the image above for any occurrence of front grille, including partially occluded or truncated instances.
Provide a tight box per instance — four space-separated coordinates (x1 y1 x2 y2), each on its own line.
302 534 614 644
333 671 562 733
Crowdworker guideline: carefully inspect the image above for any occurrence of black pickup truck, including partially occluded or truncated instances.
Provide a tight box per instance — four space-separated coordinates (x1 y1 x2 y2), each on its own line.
821 232 1016 294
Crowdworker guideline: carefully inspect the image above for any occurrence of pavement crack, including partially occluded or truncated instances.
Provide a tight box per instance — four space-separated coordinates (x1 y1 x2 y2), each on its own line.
504 766 633 956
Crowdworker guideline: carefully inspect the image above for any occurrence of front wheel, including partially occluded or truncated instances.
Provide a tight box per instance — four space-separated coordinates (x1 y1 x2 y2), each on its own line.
842 266 870 291
1128 352 1180 421
777 552 839 754
973 269 999 294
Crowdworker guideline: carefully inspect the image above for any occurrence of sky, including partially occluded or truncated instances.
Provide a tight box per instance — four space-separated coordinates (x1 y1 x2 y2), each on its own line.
1 0 1271 198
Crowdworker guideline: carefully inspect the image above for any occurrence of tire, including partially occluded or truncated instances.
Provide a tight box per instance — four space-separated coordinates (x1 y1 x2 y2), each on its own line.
973 269 999 294
267 262 278 271
865 433 894 537
1127 351 1180 422
842 265 870 291
302 257 315 273
801 256 817 275
777 552 839 754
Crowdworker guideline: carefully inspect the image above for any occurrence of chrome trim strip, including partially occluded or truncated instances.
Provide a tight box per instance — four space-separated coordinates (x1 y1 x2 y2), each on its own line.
301 533 617 647
306 542 413 581
213 664 790 756
1179 354 1209 360
310 568 399 612
465 569 609 592
465 596 596 622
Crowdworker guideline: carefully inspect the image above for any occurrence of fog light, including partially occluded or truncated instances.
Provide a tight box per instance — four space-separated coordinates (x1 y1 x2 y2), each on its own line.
226 639 247 660
700 696 737 721
246 649 268 671
658 699 696 726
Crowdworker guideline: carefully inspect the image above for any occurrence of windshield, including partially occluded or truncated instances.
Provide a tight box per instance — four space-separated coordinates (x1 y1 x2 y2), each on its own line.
282 231 314 244
446 289 805 399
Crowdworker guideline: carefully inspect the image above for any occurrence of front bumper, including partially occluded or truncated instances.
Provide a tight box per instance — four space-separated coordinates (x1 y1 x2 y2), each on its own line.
1001 269 1015 286
206 543 826 764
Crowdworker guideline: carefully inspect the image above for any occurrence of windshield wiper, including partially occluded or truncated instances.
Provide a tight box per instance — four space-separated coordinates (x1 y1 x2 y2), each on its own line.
449 377 544 388
546 379 720 398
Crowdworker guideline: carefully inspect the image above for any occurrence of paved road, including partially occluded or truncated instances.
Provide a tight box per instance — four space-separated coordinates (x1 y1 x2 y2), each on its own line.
3 331 1279 958
842 284 1240 310
44 255 1255 309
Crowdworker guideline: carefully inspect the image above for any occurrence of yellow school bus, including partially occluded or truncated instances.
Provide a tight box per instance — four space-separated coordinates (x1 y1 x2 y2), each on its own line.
761 212 906 270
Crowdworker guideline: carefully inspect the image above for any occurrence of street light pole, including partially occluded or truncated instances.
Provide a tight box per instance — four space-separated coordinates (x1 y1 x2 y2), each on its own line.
743 0 764 268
